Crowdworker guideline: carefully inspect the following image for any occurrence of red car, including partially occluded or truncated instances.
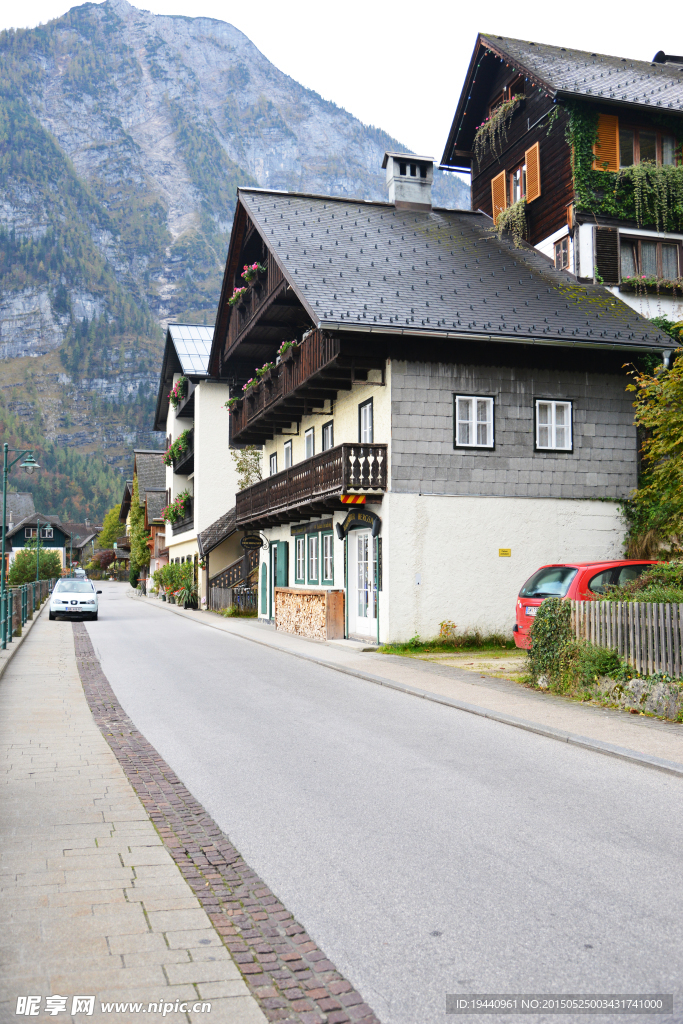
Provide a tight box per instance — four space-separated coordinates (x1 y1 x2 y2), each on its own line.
513 560 658 650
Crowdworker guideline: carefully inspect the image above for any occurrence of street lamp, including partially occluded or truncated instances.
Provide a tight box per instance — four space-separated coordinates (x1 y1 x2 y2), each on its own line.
36 516 41 583
1 443 40 650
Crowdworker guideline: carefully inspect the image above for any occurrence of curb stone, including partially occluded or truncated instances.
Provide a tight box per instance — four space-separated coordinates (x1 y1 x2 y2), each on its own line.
126 590 683 779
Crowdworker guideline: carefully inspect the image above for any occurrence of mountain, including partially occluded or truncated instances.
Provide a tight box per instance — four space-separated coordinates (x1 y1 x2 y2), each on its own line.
0 0 469 515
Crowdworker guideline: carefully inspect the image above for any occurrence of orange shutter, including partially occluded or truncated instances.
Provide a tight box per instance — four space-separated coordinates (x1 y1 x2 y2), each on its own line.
491 170 507 223
525 143 541 202
593 114 619 172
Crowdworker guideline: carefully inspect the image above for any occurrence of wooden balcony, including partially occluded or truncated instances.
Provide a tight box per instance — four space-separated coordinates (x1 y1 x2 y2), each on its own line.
235 443 387 528
226 251 287 356
173 428 194 476
230 329 384 444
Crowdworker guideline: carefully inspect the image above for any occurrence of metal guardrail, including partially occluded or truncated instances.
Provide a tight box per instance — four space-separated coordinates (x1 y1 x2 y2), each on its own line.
1 578 57 650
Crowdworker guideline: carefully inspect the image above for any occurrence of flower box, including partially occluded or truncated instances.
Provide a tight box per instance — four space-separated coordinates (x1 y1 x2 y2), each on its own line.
281 345 299 363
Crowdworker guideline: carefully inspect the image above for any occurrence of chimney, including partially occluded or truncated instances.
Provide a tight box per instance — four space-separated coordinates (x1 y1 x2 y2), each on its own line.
85 517 91 527
382 151 434 210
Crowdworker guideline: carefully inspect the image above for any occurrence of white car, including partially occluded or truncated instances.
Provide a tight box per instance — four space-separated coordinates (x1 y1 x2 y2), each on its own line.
49 579 102 621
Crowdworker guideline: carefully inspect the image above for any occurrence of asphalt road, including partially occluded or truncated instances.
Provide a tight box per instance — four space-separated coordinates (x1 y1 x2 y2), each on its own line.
86 584 683 1024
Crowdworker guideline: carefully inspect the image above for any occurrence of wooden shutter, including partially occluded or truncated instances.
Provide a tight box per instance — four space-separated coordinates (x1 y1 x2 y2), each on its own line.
593 114 619 172
276 541 289 587
491 170 507 223
594 227 620 284
525 143 541 202
260 562 268 615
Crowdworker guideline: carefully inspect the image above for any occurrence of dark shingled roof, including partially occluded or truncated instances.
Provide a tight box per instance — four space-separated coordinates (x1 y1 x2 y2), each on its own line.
480 34 683 113
4 492 35 527
239 189 670 352
61 522 100 547
146 491 167 523
135 451 166 500
197 508 237 557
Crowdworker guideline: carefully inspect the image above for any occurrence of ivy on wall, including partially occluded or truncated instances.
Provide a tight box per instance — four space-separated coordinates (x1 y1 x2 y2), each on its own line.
565 102 683 231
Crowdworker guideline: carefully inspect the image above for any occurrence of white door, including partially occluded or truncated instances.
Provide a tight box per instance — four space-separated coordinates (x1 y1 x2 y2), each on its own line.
348 530 377 638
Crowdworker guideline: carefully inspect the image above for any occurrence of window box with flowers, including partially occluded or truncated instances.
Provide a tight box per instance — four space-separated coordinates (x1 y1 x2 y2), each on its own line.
620 275 683 296
228 287 248 311
224 396 242 413
241 262 267 287
168 376 188 409
162 490 192 526
162 429 193 467
278 340 299 363
255 360 277 385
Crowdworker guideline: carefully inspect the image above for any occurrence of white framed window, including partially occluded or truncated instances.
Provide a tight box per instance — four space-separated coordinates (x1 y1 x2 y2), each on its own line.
322 533 334 583
307 533 318 583
295 536 305 583
536 400 573 451
284 440 293 468
454 395 494 448
359 399 373 443
25 527 36 538
322 421 334 451
305 427 315 459
269 453 277 476
554 236 570 270
41 528 53 539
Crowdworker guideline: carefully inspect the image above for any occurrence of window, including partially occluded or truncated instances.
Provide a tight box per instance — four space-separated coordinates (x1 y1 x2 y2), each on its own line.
554 236 570 270
24 528 36 538
619 127 677 168
295 536 305 583
359 399 373 443
307 533 318 584
509 162 526 204
269 453 277 476
322 421 334 451
305 428 315 459
322 532 334 584
41 528 53 539
620 237 680 280
535 400 572 451
454 395 494 449
520 567 578 598
283 440 293 468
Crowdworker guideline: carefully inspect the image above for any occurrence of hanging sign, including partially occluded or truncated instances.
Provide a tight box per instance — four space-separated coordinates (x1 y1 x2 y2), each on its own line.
241 534 264 550
335 508 381 540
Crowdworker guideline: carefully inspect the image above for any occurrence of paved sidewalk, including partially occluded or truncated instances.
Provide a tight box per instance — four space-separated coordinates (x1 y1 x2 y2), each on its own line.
131 591 683 769
0 613 267 1023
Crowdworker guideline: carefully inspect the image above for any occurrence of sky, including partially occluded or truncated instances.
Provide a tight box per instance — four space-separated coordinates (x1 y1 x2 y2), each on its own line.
2 0 680 161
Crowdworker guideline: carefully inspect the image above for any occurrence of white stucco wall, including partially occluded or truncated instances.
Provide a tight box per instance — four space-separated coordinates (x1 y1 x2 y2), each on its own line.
194 381 240 532
382 491 626 642
262 363 390 471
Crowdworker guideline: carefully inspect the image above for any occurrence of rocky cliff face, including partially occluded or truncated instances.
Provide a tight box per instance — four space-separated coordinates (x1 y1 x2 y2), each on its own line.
0 0 469 480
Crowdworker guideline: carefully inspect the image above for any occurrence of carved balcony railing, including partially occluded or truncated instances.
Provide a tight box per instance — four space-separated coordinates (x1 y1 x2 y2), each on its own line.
171 498 194 536
236 443 387 527
226 251 286 354
172 428 194 476
230 330 342 441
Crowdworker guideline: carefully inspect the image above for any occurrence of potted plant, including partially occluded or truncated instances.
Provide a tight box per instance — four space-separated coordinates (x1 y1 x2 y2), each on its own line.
224 396 242 412
255 360 277 385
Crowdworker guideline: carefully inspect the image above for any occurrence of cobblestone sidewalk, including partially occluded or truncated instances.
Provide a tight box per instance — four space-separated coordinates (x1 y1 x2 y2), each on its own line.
1 613 373 1023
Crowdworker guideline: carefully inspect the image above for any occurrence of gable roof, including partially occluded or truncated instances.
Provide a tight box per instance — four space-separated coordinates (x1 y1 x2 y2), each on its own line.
197 508 237 557
134 450 166 497
442 34 683 166
119 480 134 522
154 325 213 430
229 188 669 353
5 514 69 541
61 522 100 548
481 35 683 113
4 492 35 527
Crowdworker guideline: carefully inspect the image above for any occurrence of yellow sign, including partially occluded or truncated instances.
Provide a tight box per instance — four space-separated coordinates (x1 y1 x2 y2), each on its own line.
499 548 512 557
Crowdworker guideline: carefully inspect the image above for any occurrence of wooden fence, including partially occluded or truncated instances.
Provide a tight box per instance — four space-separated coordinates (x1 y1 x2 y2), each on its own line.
209 585 258 614
571 600 683 678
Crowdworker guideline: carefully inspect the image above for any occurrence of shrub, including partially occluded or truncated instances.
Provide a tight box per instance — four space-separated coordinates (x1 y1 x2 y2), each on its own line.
574 643 623 688
129 566 139 588
8 544 62 584
603 560 683 603
528 598 572 684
